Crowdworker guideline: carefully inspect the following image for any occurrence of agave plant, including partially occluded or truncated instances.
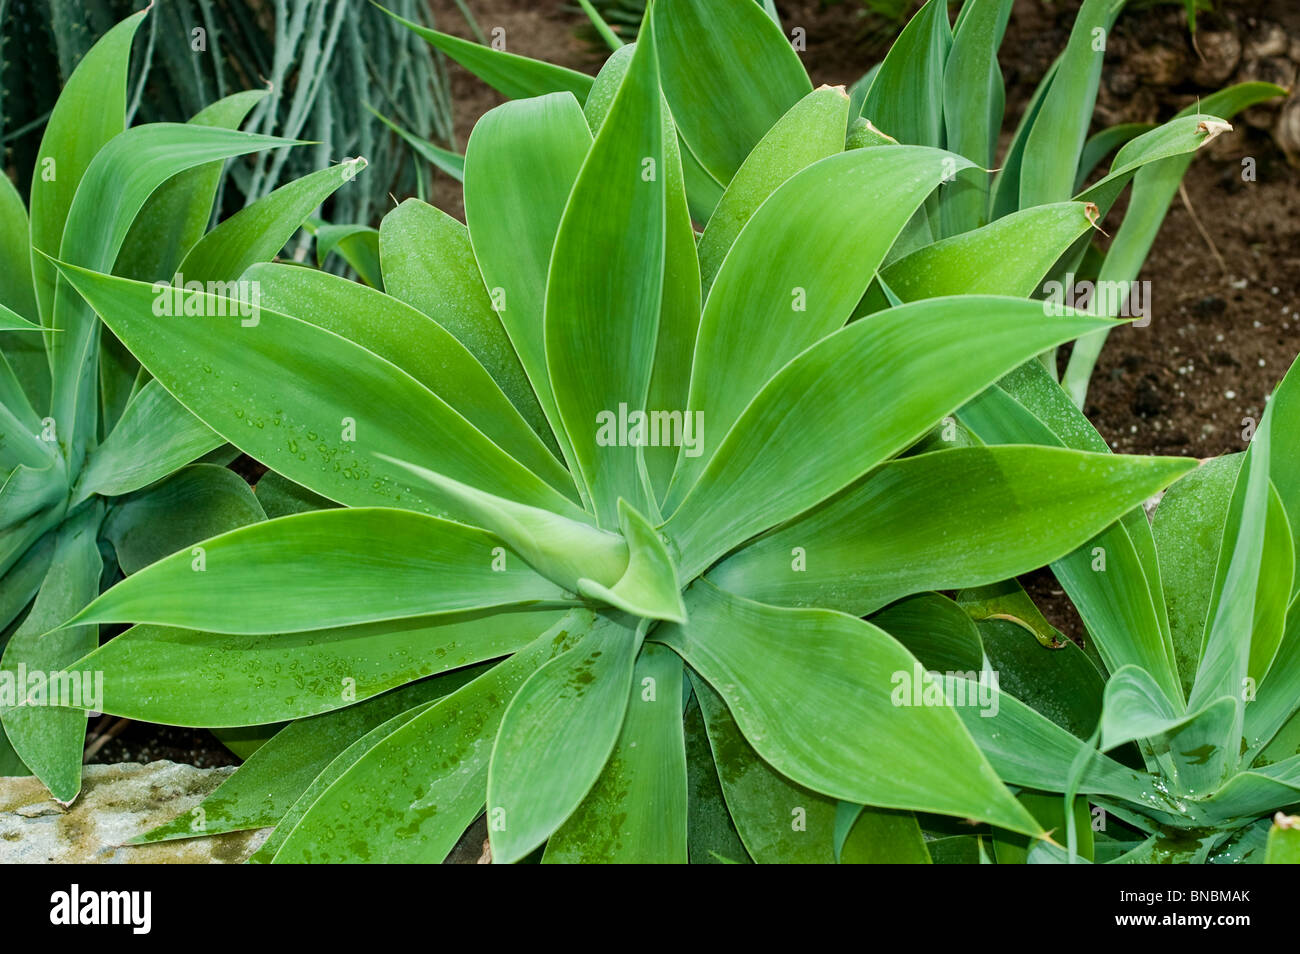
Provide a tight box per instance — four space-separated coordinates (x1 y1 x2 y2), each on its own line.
406 0 1282 410
2 0 454 233
939 354 1300 863
0 9 361 798
41 6 1209 862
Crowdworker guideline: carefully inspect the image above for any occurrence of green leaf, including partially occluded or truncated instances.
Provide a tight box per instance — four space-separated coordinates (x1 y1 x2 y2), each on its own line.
683 693 750 863
29 10 145 327
135 669 484 843
941 0 1013 234
70 507 569 634
691 671 928 863
543 643 687 862
73 380 221 501
0 166 37 322
375 459 692 628
653 0 812 184
656 582 1041 835
488 613 641 863
959 360 1185 706
0 464 66 579
578 45 703 507
313 224 382 289
667 146 976 512
269 610 595 863
942 674 1161 809
254 470 335 520
861 0 951 150
994 792 1094 864
696 85 851 294
1152 453 1241 698
101 464 266 576
1190 414 1272 717
709 445 1193 616
1061 82 1286 406
0 504 103 802
67 607 569 727
1266 817 1300 863
665 298 1115 578
114 90 270 283
1246 598 1300 761
577 0 625 50
0 531 54 636
52 262 584 522
958 579 1071 649
1073 115 1233 213
366 105 465 181
988 54 1059 220
179 159 368 284
1018 0 1119 207
379 4 594 101
1201 758 1300 823
251 699 440 862
880 202 1096 302
574 500 686 623
246 262 572 497
1075 122 1155 192
870 593 985 674
48 124 296 470
1269 353 1300 591
463 94 593 494
1099 666 1240 798
0 173 45 420
0 304 42 332
545 28 664 526
978 618 1106 741
378 198 550 451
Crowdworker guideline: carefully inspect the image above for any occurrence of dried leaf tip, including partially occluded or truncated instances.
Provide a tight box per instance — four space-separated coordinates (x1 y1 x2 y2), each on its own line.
860 118 898 144
1275 812 1300 829
816 83 850 98
1083 201 1109 237
1196 119 1232 141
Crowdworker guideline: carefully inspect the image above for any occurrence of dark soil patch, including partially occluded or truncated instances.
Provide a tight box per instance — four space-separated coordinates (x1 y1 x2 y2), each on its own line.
83 718 240 769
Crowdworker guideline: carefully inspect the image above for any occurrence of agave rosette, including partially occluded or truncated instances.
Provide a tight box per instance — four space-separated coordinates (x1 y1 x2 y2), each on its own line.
34 2 1218 863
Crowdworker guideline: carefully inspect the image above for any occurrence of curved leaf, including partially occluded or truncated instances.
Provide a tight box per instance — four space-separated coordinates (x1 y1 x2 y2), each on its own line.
653 0 811 184
710 445 1193 616
463 94 593 494
656 582 1040 835
380 5 594 102
666 297 1114 578
270 610 594 863
52 262 584 522
247 262 572 497
378 198 550 449
69 507 569 634
487 612 642 863
545 28 664 526
543 643 687 863
668 146 975 510
66 606 568 726
74 380 221 501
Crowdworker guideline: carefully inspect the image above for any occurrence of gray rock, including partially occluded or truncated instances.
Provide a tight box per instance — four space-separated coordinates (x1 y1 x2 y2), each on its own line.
0 761 269 863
